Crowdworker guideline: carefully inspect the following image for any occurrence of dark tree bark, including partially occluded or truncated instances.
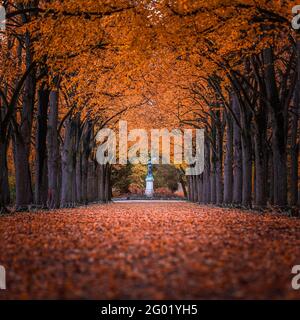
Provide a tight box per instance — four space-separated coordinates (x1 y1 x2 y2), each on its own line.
104 164 112 203
98 164 106 202
61 117 76 207
290 39 300 206
197 174 203 203
241 130 252 207
193 175 199 202
81 121 92 205
0 86 10 212
87 160 96 203
290 97 299 206
47 78 60 209
81 150 88 205
189 176 194 202
93 162 99 202
35 83 49 207
13 36 36 211
268 150 274 205
215 111 224 205
224 110 233 204
203 134 211 203
0 139 10 213
263 47 288 207
232 92 243 205
76 151 83 204
210 124 217 204
253 107 268 207
238 95 252 207
188 175 193 201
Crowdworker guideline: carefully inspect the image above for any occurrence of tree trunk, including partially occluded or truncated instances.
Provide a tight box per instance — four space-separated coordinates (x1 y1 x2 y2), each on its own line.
0 140 10 213
290 96 299 206
232 95 243 205
238 95 252 207
35 83 49 207
98 164 106 202
198 174 203 203
216 112 223 205
61 117 75 207
224 111 233 204
263 47 287 207
76 152 82 204
193 175 199 202
253 110 268 207
81 152 88 205
268 150 274 205
210 126 217 204
203 134 211 203
47 79 60 209
290 39 300 206
87 160 95 203
241 131 252 207
179 173 188 198
104 164 112 203
81 121 93 205
14 36 36 211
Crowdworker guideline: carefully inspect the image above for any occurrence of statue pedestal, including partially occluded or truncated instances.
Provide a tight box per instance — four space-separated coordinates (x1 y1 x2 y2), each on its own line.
145 176 154 197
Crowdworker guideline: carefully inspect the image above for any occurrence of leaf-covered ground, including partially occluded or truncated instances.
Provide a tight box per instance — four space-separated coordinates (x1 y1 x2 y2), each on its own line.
0 202 300 300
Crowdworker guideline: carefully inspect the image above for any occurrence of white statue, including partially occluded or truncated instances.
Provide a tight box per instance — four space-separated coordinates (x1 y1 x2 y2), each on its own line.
145 159 154 197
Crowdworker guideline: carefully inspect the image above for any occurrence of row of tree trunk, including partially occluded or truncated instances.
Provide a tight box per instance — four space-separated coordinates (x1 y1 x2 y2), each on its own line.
0 76 112 212
0 2 113 213
33 81 112 210
187 46 299 209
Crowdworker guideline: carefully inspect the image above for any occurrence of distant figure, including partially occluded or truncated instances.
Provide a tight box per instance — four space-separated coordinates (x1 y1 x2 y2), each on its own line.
145 159 154 197
147 159 153 177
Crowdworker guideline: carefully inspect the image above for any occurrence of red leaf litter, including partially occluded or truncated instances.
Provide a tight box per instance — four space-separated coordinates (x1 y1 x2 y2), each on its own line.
0 202 300 299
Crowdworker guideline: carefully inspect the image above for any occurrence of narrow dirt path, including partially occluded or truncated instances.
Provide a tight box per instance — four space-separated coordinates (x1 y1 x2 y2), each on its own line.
0 203 300 299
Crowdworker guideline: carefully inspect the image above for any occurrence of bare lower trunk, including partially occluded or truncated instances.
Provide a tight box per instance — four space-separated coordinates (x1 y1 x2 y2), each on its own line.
14 39 36 211
290 40 300 206
268 151 274 205
198 174 203 203
216 113 223 205
224 111 233 204
238 94 252 207
271 119 288 207
35 84 49 207
253 112 268 207
241 133 252 207
210 128 217 204
232 96 243 205
188 176 193 201
87 161 95 203
203 135 211 203
76 152 82 204
14 139 33 210
104 164 112 203
210 170 216 204
290 101 299 206
61 118 75 207
0 140 10 212
98 164 106 202
263 47 287 207
94 163 99 201
193 175 199 202
47 80 60 209
81 153 88 205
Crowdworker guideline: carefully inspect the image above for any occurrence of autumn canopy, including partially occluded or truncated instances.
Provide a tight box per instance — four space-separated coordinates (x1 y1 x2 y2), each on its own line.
0 0 299 211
